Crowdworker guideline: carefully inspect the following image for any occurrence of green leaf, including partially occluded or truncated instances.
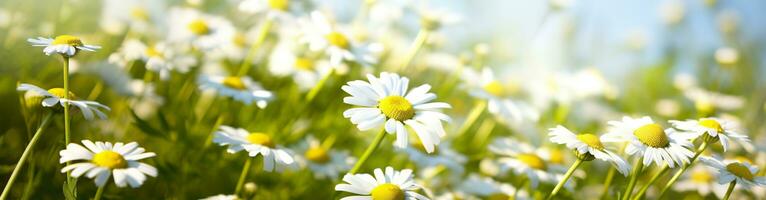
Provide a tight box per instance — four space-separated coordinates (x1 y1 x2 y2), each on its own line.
62 179 77 200
129 109 168 140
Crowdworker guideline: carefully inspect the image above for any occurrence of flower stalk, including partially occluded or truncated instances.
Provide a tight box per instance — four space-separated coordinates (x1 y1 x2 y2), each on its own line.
0 112 54 199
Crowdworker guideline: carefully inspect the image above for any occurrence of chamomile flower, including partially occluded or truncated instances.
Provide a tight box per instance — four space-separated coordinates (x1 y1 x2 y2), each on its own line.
109 39 196 80
167 8 235 50
670 118 749 151
300 11 378 66
342 72 451 153
268 39 335 91
293 136 354 179
99 0 164 34
461 67 539 126
489 138 565 187
548 125 631 175
213 126 295 172
601 116 695 168
200 194 239 200
18 83 110 120
239 0 302 20
403 141 466 177
27 35 101 57
198 75 274 107
458 174 529 200
699 156 766 188
335 166 429 200
59 140 157 187
673 165 728 198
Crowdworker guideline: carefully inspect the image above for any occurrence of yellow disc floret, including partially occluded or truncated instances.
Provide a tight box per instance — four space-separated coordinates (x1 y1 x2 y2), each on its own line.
92 150 128 169
370 183 405 200
325 32 350 49
726 163 754 181
517 153 547 170
699 119 723 134
145 46 162 58
483 81 507 97
247 133 275 148
294 57 315 71
378 96 415 121
633 123 670 148
690 169 713 183
304 147 330 163
47 88 76 99
222 76 247 90
577 133 604 150
268 0 289 11
51 35 84 46
188 19 211 35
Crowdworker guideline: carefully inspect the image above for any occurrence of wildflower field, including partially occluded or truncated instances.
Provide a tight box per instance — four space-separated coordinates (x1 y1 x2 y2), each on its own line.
2 0 766 199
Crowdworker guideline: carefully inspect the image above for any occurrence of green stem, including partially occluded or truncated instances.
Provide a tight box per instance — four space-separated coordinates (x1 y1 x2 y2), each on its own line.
722 181 736 200
0 112 54 200
656 141 709 198
62 56 73 184
456 101 486 136
547 159 583 200
305 68 335 102
237 18 274 76
621 157 644 200
399 29 430 72
348 129 387 174
599 167 617 200
234 158 253 195
632 165 669 200
93 184 105 200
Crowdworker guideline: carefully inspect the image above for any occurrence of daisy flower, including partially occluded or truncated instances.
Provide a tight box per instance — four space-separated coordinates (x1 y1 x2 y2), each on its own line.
549 125 631 175
403 141 466 177
109 39 197 80
461 67 539 126
167 8 235 50
99 0 164 34
670 118 749 151
458 174 529 200
342 72 451 153
489 138 565 187
293 136 354 179
59 140 157 187
699 156 766 188
335 166 429 200
213 126 295 172
238 0 303 20
18 83 110 120
601 116 694 168
299 11 378 66
198 75 274 107
27 35 101 57
673 165 728 198
268 39 335 91
200 194 239 200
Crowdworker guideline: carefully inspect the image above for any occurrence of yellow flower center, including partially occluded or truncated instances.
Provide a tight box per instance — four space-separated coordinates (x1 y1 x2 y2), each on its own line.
726 163 754 181
378 96 415 121
548 148 565 164
633 123 670 148
51 35 84 46
695 100 715 116
294 57 315 71
487 193 510 200
577 133 604 150
370 183 404 200
304 147 330 163
690 170 713 183
233 33 247 47
130 7 149 21
188 19 211 35
222 76 247 90
145 46 162 58
92 150 128 169
517 153 547 170
268 0 289 11
325 32 350 49
47 88 76 99
483 81 507 97
699 119 723 134
246 133 275 148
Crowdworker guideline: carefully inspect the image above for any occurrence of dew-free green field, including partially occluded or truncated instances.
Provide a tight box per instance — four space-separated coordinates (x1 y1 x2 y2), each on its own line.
1 0 766 199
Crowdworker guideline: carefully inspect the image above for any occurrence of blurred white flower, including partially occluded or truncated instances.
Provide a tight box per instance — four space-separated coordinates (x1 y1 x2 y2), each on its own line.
458 174 529 200
489 138 566 187
699 156 766 188
670 118 749 152
715 47 739 66
673 165 729 198
213 126 295 172
299 11 378 66
167 8 235 50
461 67 539 126
198 75 274 107
292 135 354 179
109 39 197 80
